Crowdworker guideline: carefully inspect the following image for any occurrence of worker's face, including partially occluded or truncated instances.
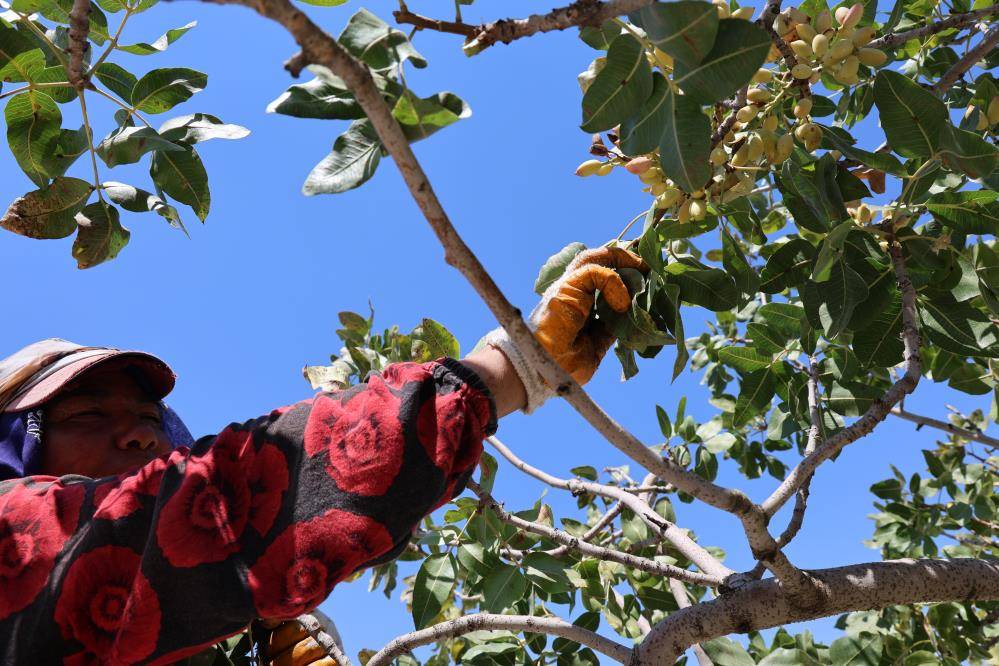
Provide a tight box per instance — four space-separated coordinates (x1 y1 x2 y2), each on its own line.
40 365 172 478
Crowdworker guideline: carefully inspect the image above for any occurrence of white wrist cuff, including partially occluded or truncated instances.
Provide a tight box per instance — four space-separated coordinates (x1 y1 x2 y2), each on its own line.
479 327 555 414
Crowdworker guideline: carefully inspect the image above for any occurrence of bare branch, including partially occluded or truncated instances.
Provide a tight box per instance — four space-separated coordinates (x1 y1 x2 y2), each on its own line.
776 357 823 549
761 239 921 517
738 508 823 609
367 613 632 666
870 4 999 49
668 579 713 666
392 7 477 37
891 408 999 448
467 480 722 587
639 558 999 663
548 501 623 557
933 24 999 93
487 437 734 580
67 0 91 88
711 87 748 147
296 611 353 666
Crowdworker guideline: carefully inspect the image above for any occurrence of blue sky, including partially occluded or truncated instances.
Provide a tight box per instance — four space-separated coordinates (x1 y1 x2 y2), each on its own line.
0 0 993 659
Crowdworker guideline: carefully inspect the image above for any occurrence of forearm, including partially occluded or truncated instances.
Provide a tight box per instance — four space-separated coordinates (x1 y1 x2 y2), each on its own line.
460 345 527 418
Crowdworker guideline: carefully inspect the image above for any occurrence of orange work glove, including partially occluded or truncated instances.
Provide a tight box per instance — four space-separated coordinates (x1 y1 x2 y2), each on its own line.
260 619 337 666
533 247 648 385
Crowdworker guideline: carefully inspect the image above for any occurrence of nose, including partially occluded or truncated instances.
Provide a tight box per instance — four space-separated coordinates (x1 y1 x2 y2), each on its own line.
115 420 163 453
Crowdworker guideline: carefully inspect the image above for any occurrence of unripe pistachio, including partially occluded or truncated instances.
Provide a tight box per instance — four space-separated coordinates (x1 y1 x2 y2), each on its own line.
730 143 751 167
812 33 829 57
763 114 779 132
767 43 783 62
724 130 738 145
794 123 809 141
788 7 809 24
658 187 683 208
975 109 989 131
752 68 774 83
857 47 887 66
650 181 668 196
792 63 814 79
837 25 855 39
596 162 614 176
737 104 760 122
747 88 771 104
855 203 872 223
842 2 864 29
804 132 822 151
829 38 855 61
760 130 777 159
710 145 729 166
688 199 706 220
639 167 664 184
677 198 692 223
746 134 765 161
815 10 833 33
989 95 999 124
834 5 850 25
794 96 813 118
575 159 604 176
776 133 795 161
715 1 731 18
775 11 793 35
809 70 822 84
732 6 754 20
852 26 876 46
795 22 817 41
625 156 654 174
790 39 814 60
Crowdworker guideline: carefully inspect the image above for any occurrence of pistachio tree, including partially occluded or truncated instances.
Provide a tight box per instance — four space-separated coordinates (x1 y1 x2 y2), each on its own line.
2 0 999 663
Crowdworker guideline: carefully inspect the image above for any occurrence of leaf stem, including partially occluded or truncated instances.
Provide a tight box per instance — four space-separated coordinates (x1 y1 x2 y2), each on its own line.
15 12 70 70
613 17 672 72
76 90 104 200
0 81 73 101
86 6 135 77
89 85 152 127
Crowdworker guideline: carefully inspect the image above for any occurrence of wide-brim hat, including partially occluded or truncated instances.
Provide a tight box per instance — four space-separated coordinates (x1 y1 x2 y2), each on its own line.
0 338 176 413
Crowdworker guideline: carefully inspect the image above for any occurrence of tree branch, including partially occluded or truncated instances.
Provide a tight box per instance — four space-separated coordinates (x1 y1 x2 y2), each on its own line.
933 24 999 93
638 558 999 664
869 4 999 49
67 0 91 88
296 611 353 666
487 437 734 580
367 613 632 666
467 480 721 586
668 579 713 666
891 407 999 448
392 7 477 38
761 239 921 517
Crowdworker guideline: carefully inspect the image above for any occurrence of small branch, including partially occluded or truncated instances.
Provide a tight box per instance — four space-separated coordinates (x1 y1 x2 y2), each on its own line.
933 25 999 93
776 357 822 549
467 480 721 587
668 579 713 666
761 238 921 517
738 507 823 609
549 501 622 557
891 408 999 448
296 611 353 666
639 558 999 663
487 437 733 580
392 8 477 37
86 6 134 78
67 0 92 88
367 613 632 666
870 4 999 49
710 87 747 148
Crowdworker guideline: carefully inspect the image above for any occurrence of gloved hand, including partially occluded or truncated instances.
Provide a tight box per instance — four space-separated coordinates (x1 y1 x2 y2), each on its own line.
260 619 337 666
533 247 647 385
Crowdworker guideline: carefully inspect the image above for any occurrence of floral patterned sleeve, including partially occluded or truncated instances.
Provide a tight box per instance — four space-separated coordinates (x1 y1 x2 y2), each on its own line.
0 358 496 665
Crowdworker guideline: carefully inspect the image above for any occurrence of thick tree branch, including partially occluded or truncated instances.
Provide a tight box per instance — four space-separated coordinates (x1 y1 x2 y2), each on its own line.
67 0 91 88
761 239 921 517
933 24 999 93
368 613 632 666
487 437 734 580
637 558 999 664
668 579 713 666
467 480 722 586
296 611 353 666
869 4 999 49
891 407 999 448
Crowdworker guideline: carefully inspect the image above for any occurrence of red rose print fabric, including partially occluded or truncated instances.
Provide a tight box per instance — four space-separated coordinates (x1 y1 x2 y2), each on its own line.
0 358 495 663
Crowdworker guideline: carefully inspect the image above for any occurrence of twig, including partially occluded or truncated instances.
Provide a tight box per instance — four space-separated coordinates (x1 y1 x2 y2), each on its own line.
86 6 135 78
367 613 632 666
891 408 999 448
486 437 733 580
467 480 721 586
296 611 353 666
870 5 999 49
392 8 476 37
711 87 748 148
668 579 713 666
761 237 921 517
90 86 152 127
549 501 623 557
67 0 92 88
933 25 999 93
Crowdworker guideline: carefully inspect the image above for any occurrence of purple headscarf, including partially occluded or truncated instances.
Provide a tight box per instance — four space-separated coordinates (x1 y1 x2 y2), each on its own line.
0 404 194 481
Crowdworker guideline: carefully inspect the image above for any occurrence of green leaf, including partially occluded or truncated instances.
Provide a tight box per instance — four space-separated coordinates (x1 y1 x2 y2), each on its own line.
72 202 129 269
805 261 869 338
522 552 571 594
701 636 757 666
718 346 774 373
412 318 460 359
580 33 653 133
733 366 776 427
103 181 183 231
5 90 61 187
303 119 382 196
130 67 207 114
149 145 210 221
854 291 904 367
812 220 854 283
411 553 456 629
828 633 882 665
938 123 999 180
665 262 739 311
661 282 689 380
920 295 999 357
760 238 816 293
392 90 471 143
872 70 947 158
266 75 362 120
827 381 884 415
579 22 621 50
656 404 672 437
672 18 771 104
0 23 35 75
818 124 905 175
723 227 759 295
159 113 250 145
534 242 587 295
747 322 787 354
779 155 848 234
32 66 74 103
47 126 89 178
633 0 719 66
659 86 712 192
456 543 499 577
619 72 670 156
925 190 999 235
1 176 92 239
0 48 44 83
758 303 806 336
338 8 426 71
482 564 528 612
118 21 195 55
96 126 183 168
93 62 139 104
